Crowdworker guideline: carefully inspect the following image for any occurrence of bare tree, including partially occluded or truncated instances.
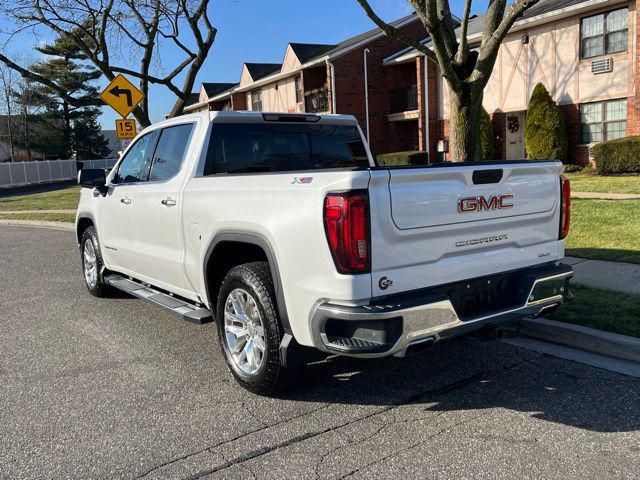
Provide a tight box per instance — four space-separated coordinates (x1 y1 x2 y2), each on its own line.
356 0 539 162
0 0 217 127
0 64 18 161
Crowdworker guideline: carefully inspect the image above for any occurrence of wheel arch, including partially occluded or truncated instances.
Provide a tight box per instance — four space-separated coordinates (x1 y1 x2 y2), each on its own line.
203 231 291 334
76 215 96 245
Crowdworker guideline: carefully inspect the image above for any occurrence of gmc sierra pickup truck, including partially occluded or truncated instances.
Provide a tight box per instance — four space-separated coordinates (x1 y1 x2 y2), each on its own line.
76 110 573 394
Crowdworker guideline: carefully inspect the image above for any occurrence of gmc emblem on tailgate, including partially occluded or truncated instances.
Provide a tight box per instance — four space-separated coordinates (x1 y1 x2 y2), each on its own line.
458 194 514 213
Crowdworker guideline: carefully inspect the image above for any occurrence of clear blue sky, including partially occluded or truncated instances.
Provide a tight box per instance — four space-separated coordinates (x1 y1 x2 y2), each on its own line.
1 0 489 129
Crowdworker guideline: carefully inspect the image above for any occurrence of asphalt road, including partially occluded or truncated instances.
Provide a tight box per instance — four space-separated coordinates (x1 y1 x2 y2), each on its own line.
1 226 639 479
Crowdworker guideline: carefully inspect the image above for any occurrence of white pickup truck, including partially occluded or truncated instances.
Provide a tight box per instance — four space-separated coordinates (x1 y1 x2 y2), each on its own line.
76 110 573 394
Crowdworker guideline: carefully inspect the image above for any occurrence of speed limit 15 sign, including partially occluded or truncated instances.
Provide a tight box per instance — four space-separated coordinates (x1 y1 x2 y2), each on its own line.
116 118 137 139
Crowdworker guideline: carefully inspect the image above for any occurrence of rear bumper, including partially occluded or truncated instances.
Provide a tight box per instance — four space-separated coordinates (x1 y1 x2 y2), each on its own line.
310 262 573 358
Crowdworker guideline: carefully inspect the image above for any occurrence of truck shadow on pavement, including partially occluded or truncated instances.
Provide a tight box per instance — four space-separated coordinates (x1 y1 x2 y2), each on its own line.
274 337 640 434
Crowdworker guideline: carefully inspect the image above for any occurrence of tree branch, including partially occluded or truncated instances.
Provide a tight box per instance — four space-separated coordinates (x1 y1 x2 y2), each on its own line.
456 0 473 63
0 53 100 108
355 0 437 63
472 0 541 86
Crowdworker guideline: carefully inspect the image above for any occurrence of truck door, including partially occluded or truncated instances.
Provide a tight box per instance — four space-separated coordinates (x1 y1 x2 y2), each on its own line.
130 122 197 295
99 130 158 272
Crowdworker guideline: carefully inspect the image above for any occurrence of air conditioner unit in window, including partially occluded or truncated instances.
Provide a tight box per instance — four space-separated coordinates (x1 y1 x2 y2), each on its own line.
591 58 613 75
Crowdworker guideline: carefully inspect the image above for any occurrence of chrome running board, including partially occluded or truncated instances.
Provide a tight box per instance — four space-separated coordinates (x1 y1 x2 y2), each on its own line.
104 274 213 324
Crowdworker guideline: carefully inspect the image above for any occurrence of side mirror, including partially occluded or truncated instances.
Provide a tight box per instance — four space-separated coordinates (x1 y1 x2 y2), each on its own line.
78 168 107 195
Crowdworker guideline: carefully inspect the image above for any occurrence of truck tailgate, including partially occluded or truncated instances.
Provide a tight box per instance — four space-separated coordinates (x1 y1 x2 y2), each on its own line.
369 161 564 297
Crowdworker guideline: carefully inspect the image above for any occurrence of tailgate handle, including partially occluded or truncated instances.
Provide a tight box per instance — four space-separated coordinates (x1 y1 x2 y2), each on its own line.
472 169 503 185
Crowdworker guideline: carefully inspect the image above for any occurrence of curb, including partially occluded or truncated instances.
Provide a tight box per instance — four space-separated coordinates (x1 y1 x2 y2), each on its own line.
518 317 640 364
0 219 74 232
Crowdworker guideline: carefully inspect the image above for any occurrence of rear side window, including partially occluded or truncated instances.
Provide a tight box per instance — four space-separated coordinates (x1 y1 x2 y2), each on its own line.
149 124 195 182
204 124 368 175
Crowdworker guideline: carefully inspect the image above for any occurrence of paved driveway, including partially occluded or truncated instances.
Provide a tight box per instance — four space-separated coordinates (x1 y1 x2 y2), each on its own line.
1 227 639 479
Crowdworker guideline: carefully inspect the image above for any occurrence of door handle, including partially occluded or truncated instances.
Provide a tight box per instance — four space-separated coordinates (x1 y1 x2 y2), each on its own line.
120 197 132 205
161 198 177 207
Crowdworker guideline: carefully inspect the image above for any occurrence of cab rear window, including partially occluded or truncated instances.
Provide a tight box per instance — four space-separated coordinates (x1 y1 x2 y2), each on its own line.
204 124 369 175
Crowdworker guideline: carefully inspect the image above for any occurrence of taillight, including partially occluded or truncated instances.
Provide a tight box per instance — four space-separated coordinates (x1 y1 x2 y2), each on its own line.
324 191 370 274
559 175 571 239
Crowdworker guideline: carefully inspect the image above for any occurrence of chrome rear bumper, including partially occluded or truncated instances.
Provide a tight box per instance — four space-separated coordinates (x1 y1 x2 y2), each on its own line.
310 263 573 358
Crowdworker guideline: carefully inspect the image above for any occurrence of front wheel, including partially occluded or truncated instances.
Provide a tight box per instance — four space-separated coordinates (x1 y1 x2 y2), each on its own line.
216 262 288 395
80 226 110 297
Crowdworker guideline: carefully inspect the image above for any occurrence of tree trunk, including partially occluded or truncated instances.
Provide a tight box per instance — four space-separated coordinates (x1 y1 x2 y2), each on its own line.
5 97 15 162
448 85 484 162
62 100 71 158
132 105 151 128
22 101 31 162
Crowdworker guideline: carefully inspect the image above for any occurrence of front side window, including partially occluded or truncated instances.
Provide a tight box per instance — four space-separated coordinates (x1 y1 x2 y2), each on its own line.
251 90 262 111
148 124 195 182
580 98 627 143
204 123 368 175
113 132 156 184
580 8 628 59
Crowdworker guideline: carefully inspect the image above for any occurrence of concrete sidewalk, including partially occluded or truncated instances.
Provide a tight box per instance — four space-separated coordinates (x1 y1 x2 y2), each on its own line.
564 256 640 295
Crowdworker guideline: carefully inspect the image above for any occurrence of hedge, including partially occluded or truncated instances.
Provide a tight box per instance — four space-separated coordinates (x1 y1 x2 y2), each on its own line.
480 107 494 161
376 151 428 167
525 83 568 163
591 136 640 174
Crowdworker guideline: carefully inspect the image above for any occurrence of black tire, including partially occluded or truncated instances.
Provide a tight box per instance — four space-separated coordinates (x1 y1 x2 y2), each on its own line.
80 226 110 297
216 261 287 395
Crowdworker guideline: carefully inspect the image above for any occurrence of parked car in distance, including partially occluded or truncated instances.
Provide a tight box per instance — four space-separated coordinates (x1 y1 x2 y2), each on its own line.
76 110 573 394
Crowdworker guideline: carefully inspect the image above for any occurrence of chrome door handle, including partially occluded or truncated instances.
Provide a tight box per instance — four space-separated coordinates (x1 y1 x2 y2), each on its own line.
120 197 132 205
161 198 177 207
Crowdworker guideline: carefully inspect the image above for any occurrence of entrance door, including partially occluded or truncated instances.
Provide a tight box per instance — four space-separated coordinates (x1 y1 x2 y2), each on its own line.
505 111 526 160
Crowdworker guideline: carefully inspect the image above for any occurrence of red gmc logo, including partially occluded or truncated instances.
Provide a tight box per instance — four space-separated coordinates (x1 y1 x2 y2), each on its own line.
458 194 514 213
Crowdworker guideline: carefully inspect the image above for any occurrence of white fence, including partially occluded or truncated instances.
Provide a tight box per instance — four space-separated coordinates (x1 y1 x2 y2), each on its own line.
0 158 117 188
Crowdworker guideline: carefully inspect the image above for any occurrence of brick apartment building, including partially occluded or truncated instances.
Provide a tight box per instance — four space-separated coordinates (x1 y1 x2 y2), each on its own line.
184 12 431 157
185 0 637 164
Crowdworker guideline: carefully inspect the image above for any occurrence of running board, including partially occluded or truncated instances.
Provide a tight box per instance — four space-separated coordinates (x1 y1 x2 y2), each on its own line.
104 274 214 324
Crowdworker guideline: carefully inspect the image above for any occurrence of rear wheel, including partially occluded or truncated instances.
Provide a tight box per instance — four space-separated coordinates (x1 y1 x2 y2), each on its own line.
216 262 287 394
80 226 109 297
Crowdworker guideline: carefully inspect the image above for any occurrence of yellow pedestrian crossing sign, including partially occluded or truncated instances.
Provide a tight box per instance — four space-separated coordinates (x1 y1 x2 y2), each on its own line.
100 74 144 118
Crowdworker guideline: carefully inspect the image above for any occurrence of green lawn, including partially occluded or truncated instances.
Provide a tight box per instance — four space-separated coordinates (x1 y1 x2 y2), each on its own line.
548 283 640 338
566 172 640 195
566 199 640 264
0 212 76 223
0 185 80 211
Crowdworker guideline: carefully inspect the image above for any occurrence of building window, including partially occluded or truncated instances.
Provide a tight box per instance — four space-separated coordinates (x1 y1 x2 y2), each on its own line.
580 8 628 59
580 98 627 143
251 90 262 111
295 77 303 103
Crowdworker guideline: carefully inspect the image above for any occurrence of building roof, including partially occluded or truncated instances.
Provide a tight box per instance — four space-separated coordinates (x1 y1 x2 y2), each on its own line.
245 63 282 81
327 12 418 56
185 12 424 111
384 0 613 64
289 43 336 64
201 82 238 97
451 0 600 40
184 93 201 108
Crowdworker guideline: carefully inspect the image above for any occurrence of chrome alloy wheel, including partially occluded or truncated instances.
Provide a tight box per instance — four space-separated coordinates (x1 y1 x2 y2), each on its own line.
224 288 266 376
83 238 98 288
